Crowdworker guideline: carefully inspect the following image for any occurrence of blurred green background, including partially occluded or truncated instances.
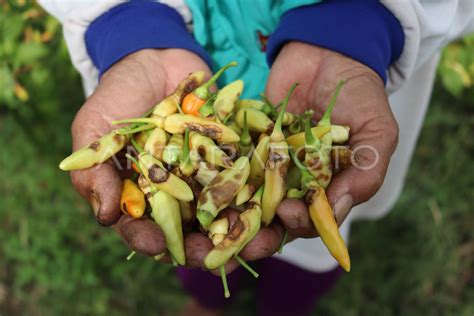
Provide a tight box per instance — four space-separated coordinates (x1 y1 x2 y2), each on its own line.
0 2 473 315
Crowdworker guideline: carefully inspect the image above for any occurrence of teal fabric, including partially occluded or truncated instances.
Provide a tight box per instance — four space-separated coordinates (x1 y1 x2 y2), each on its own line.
185 0 320 98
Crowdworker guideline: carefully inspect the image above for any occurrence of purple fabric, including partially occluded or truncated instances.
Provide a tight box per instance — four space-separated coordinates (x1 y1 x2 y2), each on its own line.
176 258 343 316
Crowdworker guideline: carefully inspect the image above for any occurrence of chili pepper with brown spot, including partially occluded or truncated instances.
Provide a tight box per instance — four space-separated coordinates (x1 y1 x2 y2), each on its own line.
144 127 168 161
164 114 240 143
204 186 263 270
197 156 250 229
132 139 194 202
189 131 233 168
290 150 350 272
59 131 129 171
304 113 333 189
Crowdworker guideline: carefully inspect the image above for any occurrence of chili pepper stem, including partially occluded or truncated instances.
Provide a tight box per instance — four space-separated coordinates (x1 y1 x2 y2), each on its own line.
180 128 194 175
304 112 322 153
318 80 344 127
219 266 231 298
126 251 136 261
194 61 238 100
235 255 259 278
130 137 145 154
113 118 157 125
278 230 289 254
270 83 298 142
116 123 155 135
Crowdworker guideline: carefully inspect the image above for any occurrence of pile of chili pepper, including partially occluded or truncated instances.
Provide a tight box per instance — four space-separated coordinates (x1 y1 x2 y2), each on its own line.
59 61 354 297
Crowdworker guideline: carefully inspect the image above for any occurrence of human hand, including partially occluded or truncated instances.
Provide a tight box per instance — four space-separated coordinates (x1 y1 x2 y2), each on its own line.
69 49 212 255
264 42 399 239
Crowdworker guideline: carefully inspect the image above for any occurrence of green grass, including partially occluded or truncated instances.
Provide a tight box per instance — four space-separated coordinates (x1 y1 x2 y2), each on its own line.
0 2 473 315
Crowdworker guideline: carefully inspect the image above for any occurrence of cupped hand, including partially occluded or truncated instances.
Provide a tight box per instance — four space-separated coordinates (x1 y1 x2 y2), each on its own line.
70 49 211 256
264 42 399 239
210 43 399 274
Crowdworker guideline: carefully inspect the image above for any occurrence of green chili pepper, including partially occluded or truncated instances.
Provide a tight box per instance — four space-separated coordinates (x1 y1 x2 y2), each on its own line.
197 156 250 229
204 186 263 270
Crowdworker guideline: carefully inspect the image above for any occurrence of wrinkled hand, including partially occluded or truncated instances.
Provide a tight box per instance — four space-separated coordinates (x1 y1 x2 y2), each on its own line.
266 42 399 240
69 49 285 274
70 49 211 255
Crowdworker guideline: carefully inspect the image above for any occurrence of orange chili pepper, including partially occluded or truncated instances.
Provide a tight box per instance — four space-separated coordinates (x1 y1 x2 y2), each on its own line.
120 179 146 218
182 61 237 116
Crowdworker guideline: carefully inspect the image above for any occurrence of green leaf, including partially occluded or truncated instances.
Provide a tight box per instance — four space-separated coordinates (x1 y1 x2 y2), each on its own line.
15 41 48 65
439 66 465 97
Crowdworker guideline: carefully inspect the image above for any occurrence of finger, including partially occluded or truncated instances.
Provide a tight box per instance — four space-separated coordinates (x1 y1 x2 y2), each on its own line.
71 163 123 225
276 199 318 238
184 232 214 269
238 221 285 261
113 214 166 256
327 117 399 217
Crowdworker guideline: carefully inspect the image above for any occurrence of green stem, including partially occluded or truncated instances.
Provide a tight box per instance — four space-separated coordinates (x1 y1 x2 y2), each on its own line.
304 112 321 153
126 251 136 261
278 230 288 254
125 153 143 173
240 110 252 146
130 137 145 154
223 112 234 124
180 129 194 175
286 188 306 199
318 80 344 127
235 255 259 278
194 61 238 99
113 117 158 126
220 266 231 298
270 83 298 142
259 93 278 117
116 123 155 135
289 149 315 190
249 185 264 204
198 95 215 117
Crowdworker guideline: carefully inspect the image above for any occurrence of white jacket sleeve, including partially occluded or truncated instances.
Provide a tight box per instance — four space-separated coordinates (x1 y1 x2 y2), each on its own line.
37 0 192 96
382 0 474 92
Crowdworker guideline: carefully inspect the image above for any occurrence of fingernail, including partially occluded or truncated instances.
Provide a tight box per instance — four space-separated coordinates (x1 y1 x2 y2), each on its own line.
90 192 101 217
333 194 353 226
